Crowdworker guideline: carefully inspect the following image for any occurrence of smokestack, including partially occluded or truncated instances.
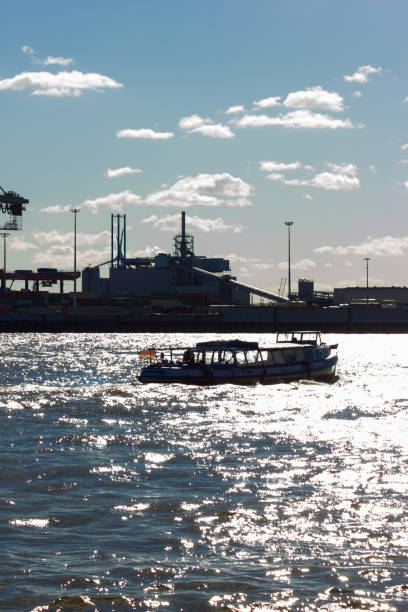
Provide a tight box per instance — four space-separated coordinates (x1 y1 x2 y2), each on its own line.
181 211 186 257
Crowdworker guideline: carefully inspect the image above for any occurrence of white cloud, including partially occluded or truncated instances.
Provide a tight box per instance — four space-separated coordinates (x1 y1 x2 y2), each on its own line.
105 166 143 178
82 190 143 213
398 159 408 165
225 105 245 114
40 204 71 213
336 280 357 288
314 235 408 257
283 86 344 112
43 56 73 66
22 45 35 55
117 128 173 139
252 262 274 270
9 235 38 251
142 213 245 233
78 172 253 214
324 161 358 176
401 143 408 151
304 172 360 190
179 114 234 139
130 245 164 258
32 245 110 269
253 96 281 109
302 194 313 200
232 109 355 129
218 253 261 264
32 230 110 247
191 124 234 139
178 114 212 130
0 70 123 97
369 165 378 174
144 173 253 208
265 172 285 182
238 266 251 277
259 160 302 172
353 91 362 98
266 171 359 190
278 258 316 270
344 65 382 83
261 161 360 191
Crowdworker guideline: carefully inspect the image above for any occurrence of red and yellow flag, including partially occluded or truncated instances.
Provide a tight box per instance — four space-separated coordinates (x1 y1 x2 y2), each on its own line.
138 349 156 359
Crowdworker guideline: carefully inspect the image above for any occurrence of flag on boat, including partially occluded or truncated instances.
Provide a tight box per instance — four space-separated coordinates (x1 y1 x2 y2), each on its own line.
138 349 156 359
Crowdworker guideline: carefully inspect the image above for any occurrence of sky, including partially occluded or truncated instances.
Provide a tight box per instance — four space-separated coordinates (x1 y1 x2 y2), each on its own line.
1 0 408 294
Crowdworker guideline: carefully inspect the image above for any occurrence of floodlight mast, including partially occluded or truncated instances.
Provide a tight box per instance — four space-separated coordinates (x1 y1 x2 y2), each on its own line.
284 221 294 299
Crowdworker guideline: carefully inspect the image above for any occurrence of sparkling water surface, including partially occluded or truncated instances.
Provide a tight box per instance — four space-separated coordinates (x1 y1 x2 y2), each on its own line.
1 333 408 611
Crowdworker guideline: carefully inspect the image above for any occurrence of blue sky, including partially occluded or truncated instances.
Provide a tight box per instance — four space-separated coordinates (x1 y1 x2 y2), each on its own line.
1 0 408 292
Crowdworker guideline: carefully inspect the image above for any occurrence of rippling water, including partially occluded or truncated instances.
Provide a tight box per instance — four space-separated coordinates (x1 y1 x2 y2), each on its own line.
1 333 408 611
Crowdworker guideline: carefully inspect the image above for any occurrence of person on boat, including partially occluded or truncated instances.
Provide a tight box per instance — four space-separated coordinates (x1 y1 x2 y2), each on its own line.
183 348 194 364
160 352 169 365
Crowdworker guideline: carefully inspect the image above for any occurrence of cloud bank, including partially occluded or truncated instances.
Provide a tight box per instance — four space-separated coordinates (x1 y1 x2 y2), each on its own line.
314 235 408 257
81 173 254 213
232 109 354 129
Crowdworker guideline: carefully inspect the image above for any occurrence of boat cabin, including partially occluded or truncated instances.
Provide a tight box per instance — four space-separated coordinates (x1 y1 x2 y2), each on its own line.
276 331 321 345
141 334 325 369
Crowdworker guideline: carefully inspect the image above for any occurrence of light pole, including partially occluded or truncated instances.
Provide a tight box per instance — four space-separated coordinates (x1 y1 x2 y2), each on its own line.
284 221 294 299
71 208 80 307
364 257 370 305
0 232 10 293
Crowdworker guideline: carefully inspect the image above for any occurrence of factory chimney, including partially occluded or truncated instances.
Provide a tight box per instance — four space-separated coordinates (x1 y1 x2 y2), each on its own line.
180 211 187 258
174 211 194 258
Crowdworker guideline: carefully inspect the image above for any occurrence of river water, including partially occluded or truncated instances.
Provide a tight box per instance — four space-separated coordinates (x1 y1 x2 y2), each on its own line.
1 333 408 611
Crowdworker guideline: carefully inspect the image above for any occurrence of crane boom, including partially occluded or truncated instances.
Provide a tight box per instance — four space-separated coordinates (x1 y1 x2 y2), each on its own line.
0 186 29 230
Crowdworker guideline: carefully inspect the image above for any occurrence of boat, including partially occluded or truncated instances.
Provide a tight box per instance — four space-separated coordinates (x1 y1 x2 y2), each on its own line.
137 331 338 385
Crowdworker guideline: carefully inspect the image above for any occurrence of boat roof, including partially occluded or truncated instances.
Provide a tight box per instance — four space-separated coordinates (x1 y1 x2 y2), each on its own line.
195 339 259 351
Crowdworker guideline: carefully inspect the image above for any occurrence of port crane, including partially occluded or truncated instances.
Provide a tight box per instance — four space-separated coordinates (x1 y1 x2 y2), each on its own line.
0 186 29 230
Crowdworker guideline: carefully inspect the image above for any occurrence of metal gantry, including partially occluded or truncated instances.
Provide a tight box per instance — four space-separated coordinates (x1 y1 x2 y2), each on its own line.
0 187 29 231
111 214 127 268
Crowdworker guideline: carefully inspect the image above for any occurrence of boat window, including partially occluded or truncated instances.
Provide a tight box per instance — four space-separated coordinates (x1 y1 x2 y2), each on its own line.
283 349 298 364
224 351 236 365
264 351 274 365
233 352 247 364
273 351 285 365
245 350 259 365
277 332 293 343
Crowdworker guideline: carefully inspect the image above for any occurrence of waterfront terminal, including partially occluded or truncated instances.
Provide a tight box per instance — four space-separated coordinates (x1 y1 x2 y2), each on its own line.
1 211 408 333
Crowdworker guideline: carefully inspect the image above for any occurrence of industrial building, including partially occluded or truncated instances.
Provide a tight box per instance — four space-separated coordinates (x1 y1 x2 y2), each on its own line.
82 212 288 308
334 286 408 306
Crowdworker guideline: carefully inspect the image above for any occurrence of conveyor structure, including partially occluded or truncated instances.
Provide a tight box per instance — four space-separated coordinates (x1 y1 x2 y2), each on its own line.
190 265 289 303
